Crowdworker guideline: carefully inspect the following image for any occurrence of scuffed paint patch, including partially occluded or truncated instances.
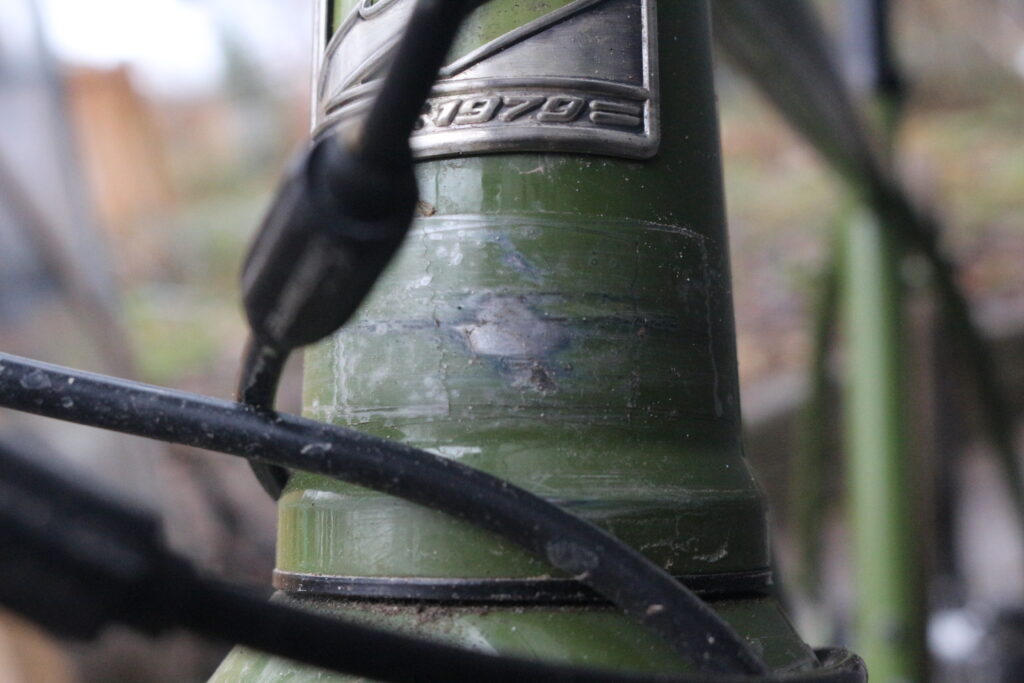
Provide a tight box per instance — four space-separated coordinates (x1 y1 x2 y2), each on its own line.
456 296 564 358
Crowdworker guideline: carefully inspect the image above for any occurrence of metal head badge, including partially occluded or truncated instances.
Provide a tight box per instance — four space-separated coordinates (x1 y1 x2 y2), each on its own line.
317 0 660 160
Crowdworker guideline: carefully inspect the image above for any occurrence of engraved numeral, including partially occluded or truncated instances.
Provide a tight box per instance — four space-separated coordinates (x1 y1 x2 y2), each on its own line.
536 96 585 123
434 100 460 127
454 96 502 125
422 94 647 131
589 100 643 128
499 96 545 122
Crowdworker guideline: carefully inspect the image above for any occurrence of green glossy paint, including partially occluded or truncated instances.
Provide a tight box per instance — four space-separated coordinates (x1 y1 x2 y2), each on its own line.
211 597 817 680
213 1 821 679
287 0 763 586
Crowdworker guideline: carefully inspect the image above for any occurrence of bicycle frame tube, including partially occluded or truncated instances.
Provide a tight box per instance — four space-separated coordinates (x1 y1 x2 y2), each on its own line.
211 1 847 678
842 2 925 678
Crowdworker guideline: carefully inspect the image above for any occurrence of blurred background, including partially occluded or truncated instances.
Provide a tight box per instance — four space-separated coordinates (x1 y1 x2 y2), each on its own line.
0 0 1020 680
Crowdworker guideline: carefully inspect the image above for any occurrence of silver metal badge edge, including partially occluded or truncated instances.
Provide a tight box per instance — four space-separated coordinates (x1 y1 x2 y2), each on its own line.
314 0 660 161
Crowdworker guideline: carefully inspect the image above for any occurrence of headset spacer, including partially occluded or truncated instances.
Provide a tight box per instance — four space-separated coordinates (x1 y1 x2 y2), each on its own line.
273 568 773 605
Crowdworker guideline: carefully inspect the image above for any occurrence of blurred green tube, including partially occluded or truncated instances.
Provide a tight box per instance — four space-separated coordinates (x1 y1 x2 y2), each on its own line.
843 209 924 682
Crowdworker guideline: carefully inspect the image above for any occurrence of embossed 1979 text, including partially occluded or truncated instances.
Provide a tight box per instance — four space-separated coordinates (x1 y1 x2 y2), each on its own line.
416 94 646 131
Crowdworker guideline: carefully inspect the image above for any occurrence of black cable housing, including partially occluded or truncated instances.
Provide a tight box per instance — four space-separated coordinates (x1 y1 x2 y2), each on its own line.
0 351 766 675
235 0 484 497
238 339 290 497
356 0 482 167
238 0 477 355
0 436 866 683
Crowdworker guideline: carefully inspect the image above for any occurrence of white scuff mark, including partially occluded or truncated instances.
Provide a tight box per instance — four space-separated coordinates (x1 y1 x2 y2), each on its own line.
431 446 483 460
695 542 729 564
405 275 434 290
456 296 563 358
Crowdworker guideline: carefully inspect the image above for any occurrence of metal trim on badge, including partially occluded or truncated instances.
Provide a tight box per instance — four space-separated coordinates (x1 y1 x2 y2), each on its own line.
316 0 661 160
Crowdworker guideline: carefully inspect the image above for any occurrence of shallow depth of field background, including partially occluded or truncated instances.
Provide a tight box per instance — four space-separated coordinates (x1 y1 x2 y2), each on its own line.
0 0 1021 680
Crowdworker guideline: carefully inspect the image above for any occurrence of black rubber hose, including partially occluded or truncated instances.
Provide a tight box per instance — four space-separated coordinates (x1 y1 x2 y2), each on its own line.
357 0 479 167
239 0 480 358
237 339 290 497
237 0 484 498
0 351 766 676
0 433 866 683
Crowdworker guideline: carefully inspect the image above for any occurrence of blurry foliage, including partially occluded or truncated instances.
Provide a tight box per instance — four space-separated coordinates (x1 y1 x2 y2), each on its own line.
719 0 1023 384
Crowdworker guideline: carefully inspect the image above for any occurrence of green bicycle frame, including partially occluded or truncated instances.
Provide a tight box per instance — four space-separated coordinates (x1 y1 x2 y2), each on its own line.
212 1 833 678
